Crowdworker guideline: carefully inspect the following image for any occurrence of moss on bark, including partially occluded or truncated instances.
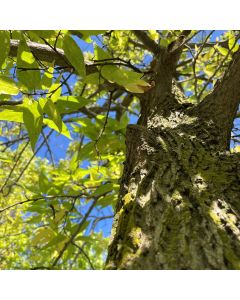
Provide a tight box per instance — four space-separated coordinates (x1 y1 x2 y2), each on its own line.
106 85 240 269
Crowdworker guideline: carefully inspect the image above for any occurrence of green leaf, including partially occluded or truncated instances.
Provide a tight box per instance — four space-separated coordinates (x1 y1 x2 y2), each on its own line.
160 38 169 48
39 171 51 194
55 96 90 114
92 183 114 197
44 99 62 132
33 30 58 39
119 111 129 128
63 35 86 78
148 30 159 42
98 194 117 208
43 118 71 139
41 66 54 90
94 46 111 60
0 76 19 95
77 141 95 161
0 31 10 68
202 47 215 61
0 110 23 123
228 32 239 53
22 99 43 150
48 76 62 102
43 234 67 249
16 38 41 90
101 66 150 93
32 228 55 247
84 73 104 85
215 45 229 57
74 118 99 139
54 209 67 223
0 155 11 163
205 65 216 77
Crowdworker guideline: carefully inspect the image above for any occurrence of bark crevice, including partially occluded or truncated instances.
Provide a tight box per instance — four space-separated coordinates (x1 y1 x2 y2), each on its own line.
106 76 240 269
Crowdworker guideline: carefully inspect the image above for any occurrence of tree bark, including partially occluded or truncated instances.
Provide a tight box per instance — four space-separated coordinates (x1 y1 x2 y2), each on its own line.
9 39 97 75
106 45 240 270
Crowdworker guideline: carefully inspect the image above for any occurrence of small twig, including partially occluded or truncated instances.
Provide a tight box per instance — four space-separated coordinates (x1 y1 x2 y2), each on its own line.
0 194 85 214
192 30 214 101
71 241 95 270
0 141 30 194
41 130 55 166
198 33 240 100
51 197 98 268
54 30 62 49
94 90 114 161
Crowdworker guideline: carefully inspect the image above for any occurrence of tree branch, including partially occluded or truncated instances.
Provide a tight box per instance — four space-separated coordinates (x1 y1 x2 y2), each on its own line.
195 48 240 149
51 197 98 268
132 31 161 55
9 39 97 75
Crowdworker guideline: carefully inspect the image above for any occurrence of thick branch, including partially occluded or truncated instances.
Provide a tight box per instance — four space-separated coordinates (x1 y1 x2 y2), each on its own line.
132 31 161 55
9 39 97 75
195 50 240 149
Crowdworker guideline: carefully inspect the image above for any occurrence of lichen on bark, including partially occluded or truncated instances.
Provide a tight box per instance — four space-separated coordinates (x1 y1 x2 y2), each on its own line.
106 75 240 270
106 36 240 270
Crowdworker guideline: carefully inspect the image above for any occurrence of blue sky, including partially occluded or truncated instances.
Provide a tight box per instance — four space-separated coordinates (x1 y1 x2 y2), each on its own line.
37 30 234 161
36 30 240 239
3 31 239 240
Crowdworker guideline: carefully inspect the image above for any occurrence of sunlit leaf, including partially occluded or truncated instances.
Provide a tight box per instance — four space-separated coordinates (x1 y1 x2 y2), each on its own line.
0 109 23 122
63 34 86 78
39 171 51 194
22 99 43 150
0 31 10 68
32 228 55 247
215 45 229 57
0 76 19 95
92 183 114 197
48 76 62 102
101 65 150 93
16 38 41 90
41 66 54 90
228 32 239 53
55 96 90 114
43 118 71 139
44 98 62 132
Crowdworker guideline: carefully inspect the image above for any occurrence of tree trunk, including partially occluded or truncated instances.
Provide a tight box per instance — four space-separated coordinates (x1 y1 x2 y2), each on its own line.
106 46 240 270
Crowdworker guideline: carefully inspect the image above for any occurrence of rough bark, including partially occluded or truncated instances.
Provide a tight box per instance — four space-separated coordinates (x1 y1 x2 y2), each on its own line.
106 44 240 270
7 32 240 270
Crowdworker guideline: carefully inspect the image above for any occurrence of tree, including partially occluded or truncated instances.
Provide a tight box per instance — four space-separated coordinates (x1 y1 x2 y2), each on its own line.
0 30 240 270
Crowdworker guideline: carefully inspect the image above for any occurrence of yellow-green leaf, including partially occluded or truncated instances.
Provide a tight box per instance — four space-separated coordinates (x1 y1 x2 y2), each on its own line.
0 31 10 68
216 45 229 57
16 38 41 90
22 99 43 150
101 65 150 93
43 118 71 139
48 76 62 102
63 35 86 78
32 228 55 247
44 99 62 132
228 32 239 53
0 110 23 122
0 76 19 95
55 96 90 114
41 66 54 90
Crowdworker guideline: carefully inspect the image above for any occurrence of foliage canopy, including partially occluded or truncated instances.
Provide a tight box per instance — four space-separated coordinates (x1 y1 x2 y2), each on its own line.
0 30 239 269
